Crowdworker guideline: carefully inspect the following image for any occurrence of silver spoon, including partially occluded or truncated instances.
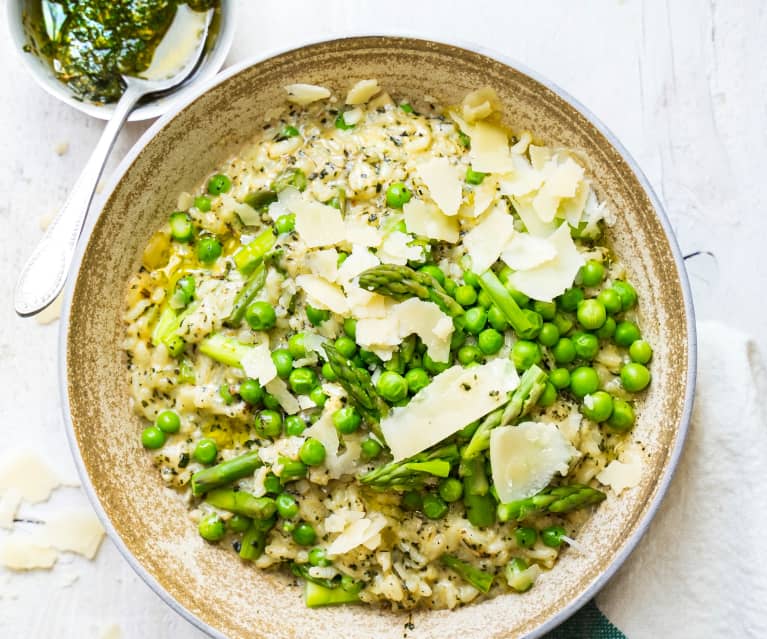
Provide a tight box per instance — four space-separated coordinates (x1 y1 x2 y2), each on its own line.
14 9 214 317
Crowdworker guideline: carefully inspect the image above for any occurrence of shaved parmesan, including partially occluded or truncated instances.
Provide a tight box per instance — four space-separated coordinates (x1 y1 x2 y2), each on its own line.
470 176 497 218
416 157 463 216
490 421 577 504
0 538 58 571
265 378 300 414
463 200 516 273
284 83 331 105
532 157 585 223
345 217 382 247
305 249 339 282
240 342 277 386
501 233 557 270
461 87 501 123
337 246 380 284
342 107 364 125
381 359 520 461
279 188 345 248
38 509 105 559
326 513 387 556
345 286 388 318
597 448 643 494
222 194 260 226
529 145 552 171
0 451 65 503
510 196 557 237
378 231 423 265
498 155 544 198
296 275 349 315
469 121 515 174
560 180 590 228
346 79 380 105
403 199 459 243
356 317 401 349
508 223 584 301
509 131 533 156
304 411 340 457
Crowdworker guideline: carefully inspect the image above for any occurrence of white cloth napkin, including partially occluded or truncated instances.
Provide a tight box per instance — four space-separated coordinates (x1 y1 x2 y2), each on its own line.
595 320 767 637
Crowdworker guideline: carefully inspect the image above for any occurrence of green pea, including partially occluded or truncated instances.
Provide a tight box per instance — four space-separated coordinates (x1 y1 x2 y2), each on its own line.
443 278 458 296
361 438 383 459
570 367 600 398
463 270 480 288
245 301 276 330
487 305 508 331
174 275 196 306
386 182 412 208
404 368 430 394
538 382 558 407
580 260 605 287
419 264 446 286
194 195 211 212
308 546 331 566
437 478 463 503
455 284 478 306
458 344 482 366
289 368 317 395
478 328 504 355
582 391 614 422
553 312 574 336
399 102 414 113
401 491 423 511
629 339 653 364
166 335 186 358
219 384 235 405
275 213 296 234
541 525 566 548
377 371 408 403
263 473 281 494
207 173 232 195
288 333 307 359
334 336 357 359
333 406 361 434
343 318 357 339
306 304 330 326
285 415 306 437
512 340 541 370
549 368 571 390
538 322 560 347
197 236 222 264
620 363 651 392
274 493 298 519
559 287 584 312
239 378 264 405
422 494 449 519
169 211 194 243
321 361 337 382
423 353 451 374
299 438 326 466
156 410 180 433
597 288 623 315
198 513 225 542
292 522 316 546
573 332 600 360
608 399 636 431
465 166 487 185
596 316 617 339
262 393 280 410
463 307 488 335
477 289 493 309
577 299 607 330
271 348 293 378
255 410 283 438
552 337 577 364
309 386 327 408
228 514 251 533
612 280 638 310
281 125 300 138
141 425 165 449
515 526 537 548
615 321 641 347
193 438 217 464
533 300 557 321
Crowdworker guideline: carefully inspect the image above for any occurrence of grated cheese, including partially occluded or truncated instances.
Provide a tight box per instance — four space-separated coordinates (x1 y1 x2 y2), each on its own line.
284 83 331 105
416 157 464 216
403 199 459 243
463 199 516 274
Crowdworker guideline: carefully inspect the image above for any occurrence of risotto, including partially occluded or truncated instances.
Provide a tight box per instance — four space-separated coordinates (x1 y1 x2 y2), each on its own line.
122 80 652 609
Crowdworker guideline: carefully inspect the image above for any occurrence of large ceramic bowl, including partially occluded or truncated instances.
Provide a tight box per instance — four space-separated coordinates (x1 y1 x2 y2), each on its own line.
60 36 696 638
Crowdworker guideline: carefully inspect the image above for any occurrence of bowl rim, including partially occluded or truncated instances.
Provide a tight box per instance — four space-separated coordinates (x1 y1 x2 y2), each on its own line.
58 33 697 639
5 0 237 122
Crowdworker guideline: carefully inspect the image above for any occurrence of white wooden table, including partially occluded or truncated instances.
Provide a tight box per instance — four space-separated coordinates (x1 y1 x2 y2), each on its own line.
1 1 763 636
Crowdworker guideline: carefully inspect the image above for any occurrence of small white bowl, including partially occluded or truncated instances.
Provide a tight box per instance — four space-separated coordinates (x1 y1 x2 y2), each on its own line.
6 0 236 122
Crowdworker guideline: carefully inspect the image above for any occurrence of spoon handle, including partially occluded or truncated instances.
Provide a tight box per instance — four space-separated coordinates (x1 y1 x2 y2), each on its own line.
14 83 145 317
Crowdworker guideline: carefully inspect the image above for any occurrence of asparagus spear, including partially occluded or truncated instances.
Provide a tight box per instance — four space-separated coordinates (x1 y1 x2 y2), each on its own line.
440 555 494 593
239 516 276 561
477 270 534 337
291 563 363 607
205 489 276 520
323 344 388 437
462 365 547 460
190 451 262 496
224 262 266 328
460 456 496 528
199 334 259 369
243 189 278 211
496 484 606 522
358 264 464 317
360 444 459 490
271 168 308 193
233 228 276 274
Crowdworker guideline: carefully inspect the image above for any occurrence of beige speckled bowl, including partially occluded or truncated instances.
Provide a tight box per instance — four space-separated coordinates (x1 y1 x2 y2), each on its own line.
60 37 696 639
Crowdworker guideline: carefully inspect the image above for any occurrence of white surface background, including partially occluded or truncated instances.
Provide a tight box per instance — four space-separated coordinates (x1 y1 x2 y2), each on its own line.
0 0 763 637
